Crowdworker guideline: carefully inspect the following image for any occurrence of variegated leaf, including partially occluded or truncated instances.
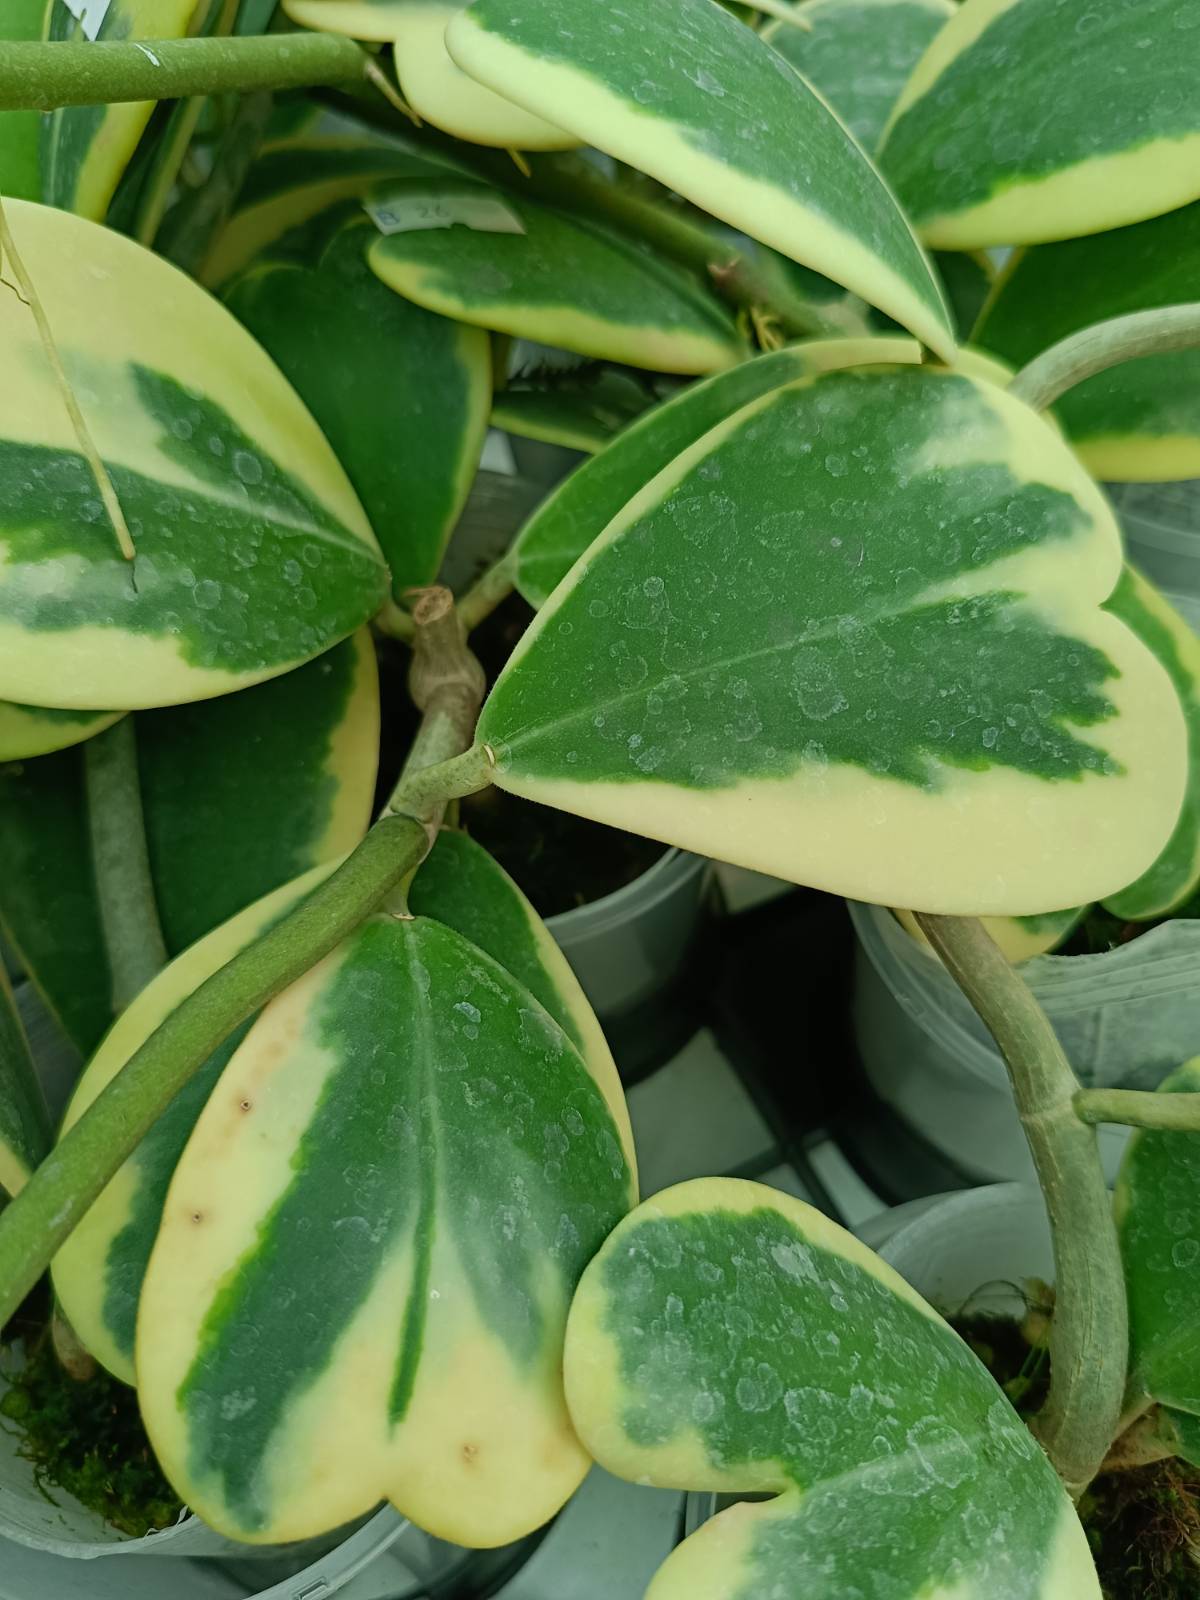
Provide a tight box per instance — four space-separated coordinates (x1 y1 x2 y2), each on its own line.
1101 569 1200 921
0 965 50 1199
201 133 459 287
478 363 1187 914
283 0 436 41
763 0 954 155
42 0 200 221
975 202 1200 482
227 209 490 596
0 636 377 1058
893 904 1085 964
564 1178 1099 1600
368 181 745 375
492 368 662 456
880 0 1200 250
137 904 635 1544
52 864 339 1384
0 0 48 204
0 701 121 762
0 199 387 711
445 0 954 358
512 337 923 608
1115 1057 1200 1419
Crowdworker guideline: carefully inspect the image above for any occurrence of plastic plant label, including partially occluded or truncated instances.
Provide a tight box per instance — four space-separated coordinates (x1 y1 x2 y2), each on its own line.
365 185 526 237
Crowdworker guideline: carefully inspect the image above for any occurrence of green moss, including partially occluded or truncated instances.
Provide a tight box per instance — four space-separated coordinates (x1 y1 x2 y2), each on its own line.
0 1325 182 1539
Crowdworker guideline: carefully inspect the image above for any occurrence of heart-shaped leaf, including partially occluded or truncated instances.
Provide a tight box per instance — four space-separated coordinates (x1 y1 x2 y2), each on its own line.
564 1178 1099 1600
975 201 1200 482
0 965 50 1200
1101 569 1200 921
0 701 122 762
512 337 923 608
0 635 378 1057
202 135 456 287
879 0 1200 250
137 898 635 1544
1116 1056 1200 1419
226 211 491 596
0 0 49 204
41 0 199 221
478 363 1187 914
0 200 388 711
763 0 953 155
445 0 955 357
368 181 745 374
51 862 339 1383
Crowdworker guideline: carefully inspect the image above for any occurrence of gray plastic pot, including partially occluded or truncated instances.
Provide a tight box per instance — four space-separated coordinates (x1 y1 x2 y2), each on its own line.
849 900 1200 1185
1108 479 1200 629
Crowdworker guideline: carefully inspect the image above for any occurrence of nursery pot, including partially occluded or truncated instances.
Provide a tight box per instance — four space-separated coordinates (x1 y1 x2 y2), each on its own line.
848 900 1200 1185
546 848 721 1081
1108 479 1200 629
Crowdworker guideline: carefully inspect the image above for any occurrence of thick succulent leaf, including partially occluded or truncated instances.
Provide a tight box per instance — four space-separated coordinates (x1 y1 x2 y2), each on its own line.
479 364 1187 914
227 213 491 596
368 182 744 375
390 2 577 149
512 337 923 608
565 1178 1098 1600
880 0 1200 250
893 904 1085 964
0 701 121 762
974 203 1200 482
0 199 387 711
41 0 199 221
492 369 661 456
0 748 112 1056
935 250 993 342
137 913 635 1545
0 0 48 203
0 965 50 1199
52 864 338 1384
139 629 380 952
763 0 953 155
1165 1407 1200 1467
1101 570 1200 921
283 0 426 40
1116 1057 1200 1418
202 136 454 287
446 0 954 357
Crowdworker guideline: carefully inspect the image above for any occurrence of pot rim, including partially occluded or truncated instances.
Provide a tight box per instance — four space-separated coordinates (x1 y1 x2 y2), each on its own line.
545 847 711 939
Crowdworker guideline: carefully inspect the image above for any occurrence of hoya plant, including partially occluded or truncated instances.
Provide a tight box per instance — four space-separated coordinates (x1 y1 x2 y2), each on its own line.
0 0 1199 1593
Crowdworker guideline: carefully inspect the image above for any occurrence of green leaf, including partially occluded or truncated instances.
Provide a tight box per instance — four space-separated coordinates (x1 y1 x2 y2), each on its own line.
136 907 634 1544
0 635 377 1060
0 965 50 1199
763 0 954 155
445 0 955 358
201 135 457 287
0 199 388 712
1165 1407 1200 1467
368 180 745 375
1116 1057 1200 1417
935 249 994 343
879 0 1200 250
0 701 122 762
51 863 339 1384
492 368 663 455
479 362 1187 915
0 748 112 1057
41 0 199 221
226 211 491 596
0 0 50 204
1102 570 1200 920
564 1178 1098 1600
974 202 1200 482
512 337 923 609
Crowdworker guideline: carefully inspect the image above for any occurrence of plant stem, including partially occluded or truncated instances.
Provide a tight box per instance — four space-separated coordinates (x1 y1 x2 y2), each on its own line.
914 912 1127 1500
0 593 489 1331
1074 1087 1200 1133
0 31 367 111
458 550 517 633
84 717 167 1015
1010 303 1200 411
